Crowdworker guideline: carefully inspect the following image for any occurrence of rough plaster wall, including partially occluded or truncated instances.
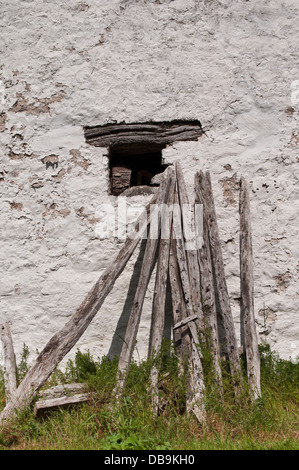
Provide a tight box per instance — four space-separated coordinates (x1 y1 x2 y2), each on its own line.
0 0 298 367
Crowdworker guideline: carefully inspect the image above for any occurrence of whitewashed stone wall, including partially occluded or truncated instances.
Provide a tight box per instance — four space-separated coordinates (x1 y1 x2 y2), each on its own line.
0 0 298 367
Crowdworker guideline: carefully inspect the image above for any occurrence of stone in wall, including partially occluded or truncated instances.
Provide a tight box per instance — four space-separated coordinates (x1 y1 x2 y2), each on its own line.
111 166 132 196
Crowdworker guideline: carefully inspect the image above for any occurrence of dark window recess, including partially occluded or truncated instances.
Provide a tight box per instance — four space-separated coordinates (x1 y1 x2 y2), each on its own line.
109 143 166 196
84 120 203 196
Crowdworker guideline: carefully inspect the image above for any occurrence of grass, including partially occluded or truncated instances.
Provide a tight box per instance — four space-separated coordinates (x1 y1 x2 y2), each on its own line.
0 342 298 450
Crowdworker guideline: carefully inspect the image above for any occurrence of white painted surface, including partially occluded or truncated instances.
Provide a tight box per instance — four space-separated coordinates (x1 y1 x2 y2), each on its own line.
0 0 298 367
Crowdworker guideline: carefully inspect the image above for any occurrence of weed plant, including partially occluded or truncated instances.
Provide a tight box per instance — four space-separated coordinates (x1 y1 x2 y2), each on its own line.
0 341 298 450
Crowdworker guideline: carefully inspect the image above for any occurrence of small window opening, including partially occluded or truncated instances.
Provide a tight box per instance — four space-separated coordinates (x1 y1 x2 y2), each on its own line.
109 143 167 196
84 120 203 196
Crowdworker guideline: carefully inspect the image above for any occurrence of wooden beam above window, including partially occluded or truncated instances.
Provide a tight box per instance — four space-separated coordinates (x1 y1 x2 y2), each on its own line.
84 120 203 151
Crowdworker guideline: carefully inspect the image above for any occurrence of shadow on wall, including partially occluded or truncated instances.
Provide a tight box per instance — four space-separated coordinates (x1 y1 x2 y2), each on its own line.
107 239 173 359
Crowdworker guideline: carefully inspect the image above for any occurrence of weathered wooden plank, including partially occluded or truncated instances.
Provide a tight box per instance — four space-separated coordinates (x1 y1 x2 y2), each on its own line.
0 183 161 425
171 178 206 422
175 162 204 333
0 323 17 403
187 348 206 422
173 314 199 330
199 171 243 394
172 191 193 317
113 167 176 398
85 121 202 137
194 172 223 393
34 393 94 417
88 133 202 150
38 383 87 400
149 175 176 357
149 174 176 413
84 120 203 148
239 177 261 400
168 234 205 422
184 312 206 423
168 236 190 365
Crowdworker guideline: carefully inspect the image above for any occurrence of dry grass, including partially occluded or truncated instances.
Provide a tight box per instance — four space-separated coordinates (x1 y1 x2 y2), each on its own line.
0 344 298 450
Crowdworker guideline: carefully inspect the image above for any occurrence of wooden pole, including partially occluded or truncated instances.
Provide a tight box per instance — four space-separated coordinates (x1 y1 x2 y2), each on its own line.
172 191 193 317
149 174 176 413
169 235 206 423
194 172 223 394
113 167 176 398
175 162 204 334
199 171 243 394
168 235 190 367
171 177 206 422
0 323 17 403
149 174 176 358
0 181 161 425
239 177 261 400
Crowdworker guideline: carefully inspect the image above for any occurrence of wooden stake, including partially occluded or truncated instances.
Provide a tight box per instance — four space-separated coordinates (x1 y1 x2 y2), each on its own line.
172 191 193 316
149 174 176 358
171 176 206 422
0 323 17 403
187 327 206 423
149 173 176 414
114 167 176 398
200 171 243 393
194 172 223 394
168 236 190 366
175 162 204 333
0 182 160 425
169 235 205 423
239 177 261 400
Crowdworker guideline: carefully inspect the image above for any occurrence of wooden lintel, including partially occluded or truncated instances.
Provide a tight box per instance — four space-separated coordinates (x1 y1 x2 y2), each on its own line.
84 120 203 149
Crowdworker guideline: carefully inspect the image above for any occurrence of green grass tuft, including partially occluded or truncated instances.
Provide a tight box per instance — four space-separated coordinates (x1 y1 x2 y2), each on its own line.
0 342 298 450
